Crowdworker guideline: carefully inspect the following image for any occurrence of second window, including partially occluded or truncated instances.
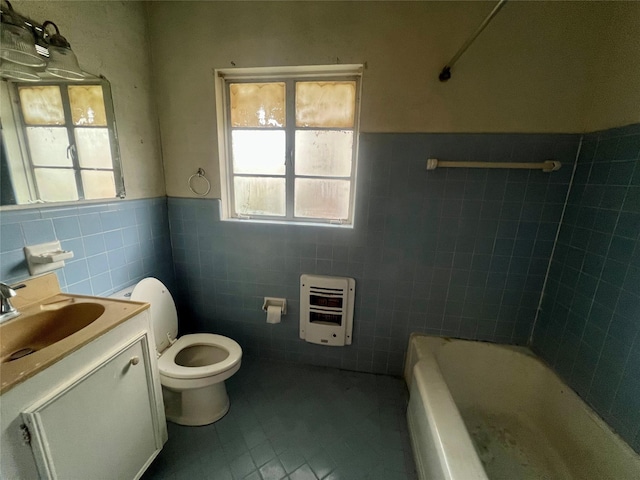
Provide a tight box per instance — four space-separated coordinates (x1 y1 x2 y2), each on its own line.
217 66 362 226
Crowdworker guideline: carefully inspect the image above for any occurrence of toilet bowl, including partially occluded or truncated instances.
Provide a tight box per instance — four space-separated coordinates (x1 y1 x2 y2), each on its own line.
111 278 242 426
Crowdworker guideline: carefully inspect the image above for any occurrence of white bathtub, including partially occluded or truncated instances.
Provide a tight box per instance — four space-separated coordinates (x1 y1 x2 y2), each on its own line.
404 334 640 480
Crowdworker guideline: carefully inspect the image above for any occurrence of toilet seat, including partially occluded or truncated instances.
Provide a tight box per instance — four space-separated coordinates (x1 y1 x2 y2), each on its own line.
131 278 243 381
158 333 242 380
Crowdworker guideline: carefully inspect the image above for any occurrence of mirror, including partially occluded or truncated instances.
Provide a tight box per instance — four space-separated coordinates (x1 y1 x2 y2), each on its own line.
0 75 125 206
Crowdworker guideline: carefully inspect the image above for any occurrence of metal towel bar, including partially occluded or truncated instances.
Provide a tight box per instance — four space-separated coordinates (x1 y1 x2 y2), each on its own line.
426 159 561 173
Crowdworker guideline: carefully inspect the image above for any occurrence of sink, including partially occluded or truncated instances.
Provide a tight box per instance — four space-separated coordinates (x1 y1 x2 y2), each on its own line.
1 273 151 394
0 303 105 364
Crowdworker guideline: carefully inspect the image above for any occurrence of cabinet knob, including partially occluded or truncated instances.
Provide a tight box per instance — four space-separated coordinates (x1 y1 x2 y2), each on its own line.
130 356 140 366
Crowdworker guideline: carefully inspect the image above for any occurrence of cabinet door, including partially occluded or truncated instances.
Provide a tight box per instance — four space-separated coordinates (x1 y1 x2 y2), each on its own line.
22 335 163 480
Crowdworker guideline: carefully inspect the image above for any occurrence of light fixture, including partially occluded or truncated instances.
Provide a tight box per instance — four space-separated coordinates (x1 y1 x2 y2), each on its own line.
0 22 45 67
0 60 40 81
42 21 83 80
0 1 84 81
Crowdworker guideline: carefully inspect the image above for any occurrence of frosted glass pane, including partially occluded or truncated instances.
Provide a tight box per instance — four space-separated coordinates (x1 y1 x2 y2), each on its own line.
230 82 285 128
296 81 356 128
81 170 116 200
232 130 285 175
68 85 107 126
234 177 285 216
75 128 113 168
295 130 353 177
26 127 72 167
34 168 78 202
18 86 65 125
295 178 350 220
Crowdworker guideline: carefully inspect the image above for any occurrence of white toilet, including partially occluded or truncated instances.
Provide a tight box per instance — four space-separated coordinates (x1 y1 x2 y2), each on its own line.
113 277 242 426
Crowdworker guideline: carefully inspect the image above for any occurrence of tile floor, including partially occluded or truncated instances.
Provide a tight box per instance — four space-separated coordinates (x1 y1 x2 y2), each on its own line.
143 358 418 480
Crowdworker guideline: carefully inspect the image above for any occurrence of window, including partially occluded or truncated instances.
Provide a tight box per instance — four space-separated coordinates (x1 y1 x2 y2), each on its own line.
4 79 123 203
215 65 362 226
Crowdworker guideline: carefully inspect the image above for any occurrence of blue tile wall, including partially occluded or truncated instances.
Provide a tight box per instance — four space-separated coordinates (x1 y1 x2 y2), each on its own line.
0 197 175 296
532 124 640 453
168 132 580 376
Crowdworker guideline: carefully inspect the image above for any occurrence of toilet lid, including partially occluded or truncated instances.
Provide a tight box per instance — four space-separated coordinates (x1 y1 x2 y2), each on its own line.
131 278 178 353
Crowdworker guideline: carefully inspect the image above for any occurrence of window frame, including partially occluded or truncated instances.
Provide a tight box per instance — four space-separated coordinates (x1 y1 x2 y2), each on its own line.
5 77 124 203
215 65 363 227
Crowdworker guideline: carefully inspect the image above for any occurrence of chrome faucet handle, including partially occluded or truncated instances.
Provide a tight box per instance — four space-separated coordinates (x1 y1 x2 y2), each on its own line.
0 282 25 319
0 283 17 298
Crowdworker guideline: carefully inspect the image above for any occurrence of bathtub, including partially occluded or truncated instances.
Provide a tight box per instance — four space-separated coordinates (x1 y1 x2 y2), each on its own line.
404 334 640 480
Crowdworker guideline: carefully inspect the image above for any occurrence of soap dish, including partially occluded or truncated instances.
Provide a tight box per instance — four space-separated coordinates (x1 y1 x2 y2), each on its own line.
30 250 74 264
24 241 75 276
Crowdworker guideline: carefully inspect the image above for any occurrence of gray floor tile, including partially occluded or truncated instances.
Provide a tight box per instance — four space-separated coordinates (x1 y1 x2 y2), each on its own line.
278 448 306 474
307 451 337 479
250 440 277 468
143 358 417 480
203 465 232 480
229 452 256 479
288 464 317 480
259 458 287 480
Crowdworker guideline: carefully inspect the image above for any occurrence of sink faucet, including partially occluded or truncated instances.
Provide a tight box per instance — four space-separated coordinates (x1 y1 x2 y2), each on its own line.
0 282 25 324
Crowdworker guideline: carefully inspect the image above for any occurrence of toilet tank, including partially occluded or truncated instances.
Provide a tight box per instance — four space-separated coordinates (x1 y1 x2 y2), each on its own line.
109 285 135 300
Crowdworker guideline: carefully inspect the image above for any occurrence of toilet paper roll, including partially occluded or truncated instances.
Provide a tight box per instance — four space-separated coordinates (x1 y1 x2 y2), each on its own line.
266 305 282 324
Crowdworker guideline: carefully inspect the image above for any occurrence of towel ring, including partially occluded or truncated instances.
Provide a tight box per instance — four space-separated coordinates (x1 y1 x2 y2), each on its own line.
188 168 211 196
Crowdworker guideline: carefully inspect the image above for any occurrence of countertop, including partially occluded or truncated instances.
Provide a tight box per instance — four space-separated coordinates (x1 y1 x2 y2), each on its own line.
0 274 149 394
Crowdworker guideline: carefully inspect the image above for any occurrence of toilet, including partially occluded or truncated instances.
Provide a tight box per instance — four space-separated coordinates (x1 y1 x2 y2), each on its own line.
112 277 242 426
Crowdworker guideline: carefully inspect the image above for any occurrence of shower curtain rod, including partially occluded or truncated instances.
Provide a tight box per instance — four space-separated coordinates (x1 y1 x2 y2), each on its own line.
439 0 508 82
426 159 561 173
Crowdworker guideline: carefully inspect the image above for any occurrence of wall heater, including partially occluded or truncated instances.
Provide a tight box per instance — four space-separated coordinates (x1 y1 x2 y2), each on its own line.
300 274 355 346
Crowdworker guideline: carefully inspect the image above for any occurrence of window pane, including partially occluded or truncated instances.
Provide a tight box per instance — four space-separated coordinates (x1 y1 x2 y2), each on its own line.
68 85 107 126
34 168 78 202
230 82 285 128
81 170 116 199
232 130 285 175
18 86 65 125
295 130 353 177
26 127 72 167
234 176 285 216
296 81 356 128
295 178 350 220
75 128 113 168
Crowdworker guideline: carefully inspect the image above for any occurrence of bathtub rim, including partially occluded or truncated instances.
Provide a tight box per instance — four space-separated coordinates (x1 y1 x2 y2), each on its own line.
407 355 489 480
404 333 640 479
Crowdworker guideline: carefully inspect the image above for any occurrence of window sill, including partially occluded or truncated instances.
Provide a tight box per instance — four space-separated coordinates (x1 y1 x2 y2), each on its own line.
220 216 354 229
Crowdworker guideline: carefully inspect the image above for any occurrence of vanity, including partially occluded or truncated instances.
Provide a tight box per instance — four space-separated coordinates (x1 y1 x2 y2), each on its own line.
0 274 167 479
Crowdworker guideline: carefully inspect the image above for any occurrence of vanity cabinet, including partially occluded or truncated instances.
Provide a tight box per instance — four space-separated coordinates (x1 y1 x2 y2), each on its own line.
24 336 159 479
0 310 167 479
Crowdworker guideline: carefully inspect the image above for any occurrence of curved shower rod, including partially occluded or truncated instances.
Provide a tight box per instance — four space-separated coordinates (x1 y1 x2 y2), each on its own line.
439 0 508 82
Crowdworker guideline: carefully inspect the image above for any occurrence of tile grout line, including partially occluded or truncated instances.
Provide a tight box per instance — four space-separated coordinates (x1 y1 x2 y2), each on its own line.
528 136 583 347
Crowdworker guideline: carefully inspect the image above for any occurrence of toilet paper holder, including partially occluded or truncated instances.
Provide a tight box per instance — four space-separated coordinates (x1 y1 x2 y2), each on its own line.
262 297 287 315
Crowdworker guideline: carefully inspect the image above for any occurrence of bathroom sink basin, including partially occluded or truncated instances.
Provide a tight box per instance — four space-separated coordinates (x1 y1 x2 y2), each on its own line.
0 273 150 394
0 302 106 364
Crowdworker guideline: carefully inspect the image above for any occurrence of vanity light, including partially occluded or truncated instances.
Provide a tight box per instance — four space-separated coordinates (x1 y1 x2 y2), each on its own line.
0 1 84 81
0 21 45 67
42 21 83 80
0 60 41 81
